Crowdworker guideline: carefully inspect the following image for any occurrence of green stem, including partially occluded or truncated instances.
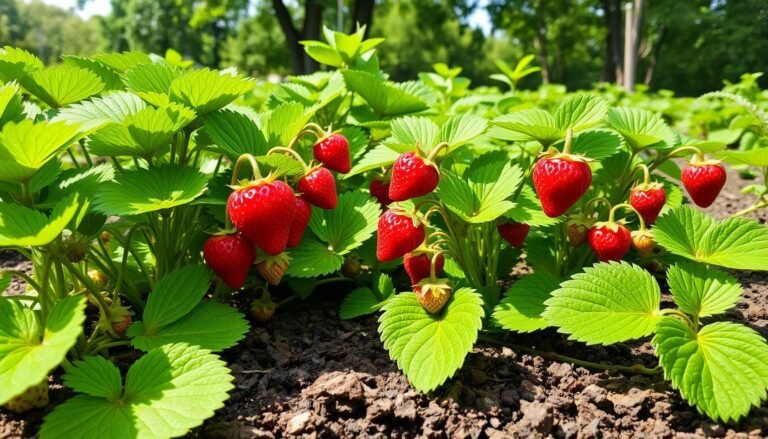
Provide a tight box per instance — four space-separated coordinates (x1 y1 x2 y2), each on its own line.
730 200 768 218
231 154 262 185
276 294 298 308
562 128 574 154
478 335 662 376
1 269 44 293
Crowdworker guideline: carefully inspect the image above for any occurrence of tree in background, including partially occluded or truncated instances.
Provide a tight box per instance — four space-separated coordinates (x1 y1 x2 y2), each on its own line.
219 2 291 76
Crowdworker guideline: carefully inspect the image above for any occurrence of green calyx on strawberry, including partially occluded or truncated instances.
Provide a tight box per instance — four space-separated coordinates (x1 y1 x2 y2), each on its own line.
566 215 595 247
681 156 726 208
404 248 445 286
533 145 593 218
415 277 452 314
250 289 277 323
228 175 296 256
256 251 290 286
203 232 255 290
631 229 656 256
313 132 351 174
376 206 426 262
97 300 134 338
298 165 337 209
4 380 48 413
588 219 632 262
389 151 440 202
629 181 666 225
59 235 89 263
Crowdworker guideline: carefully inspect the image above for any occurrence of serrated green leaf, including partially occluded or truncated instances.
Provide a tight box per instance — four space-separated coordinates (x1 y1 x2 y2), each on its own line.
543 261 661 345
95 165 207 216
654 207 768 270
53 91 147 133
62 356 122 400
0 119 82 183
505 185 563 226
565 129 623 160
341 70 428 117
0 82 24 127
20 67 104 108
130 301 248 352
123 103 196 157
653 319 768 422
0 295 86 405
493 272 561 333
554 94 609 132
302 41 344 67
308 191 380 254
715 148 768 167
204 109 268 159
340 287 382 320
255 154 305 177
44 163 115 206
346 144 400 177
61 56 123 91
379 288 484 392
667 262 742 319
0 194 82 247
438 151 523 223
142 265 211 331
263 101 317 147
92 51 152 73
0 46 43 82
489 109 561 146
439 114 488 150
124 62 181 107
41 343 234 439
385 116 439 153
170 68 256 114
605 107 677 149
285 237 344 278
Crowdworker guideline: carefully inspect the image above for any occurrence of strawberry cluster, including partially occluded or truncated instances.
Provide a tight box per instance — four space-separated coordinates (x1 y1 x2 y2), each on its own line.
203 131 351 319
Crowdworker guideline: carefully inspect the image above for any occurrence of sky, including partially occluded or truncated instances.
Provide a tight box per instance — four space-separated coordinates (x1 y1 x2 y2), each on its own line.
36 0 493 34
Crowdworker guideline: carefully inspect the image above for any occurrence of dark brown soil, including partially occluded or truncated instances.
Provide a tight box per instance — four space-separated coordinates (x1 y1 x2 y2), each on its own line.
2 169 767 439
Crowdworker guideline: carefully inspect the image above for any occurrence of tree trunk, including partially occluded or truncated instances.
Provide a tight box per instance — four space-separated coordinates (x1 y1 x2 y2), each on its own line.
272 0 304 74
533 1 550 84
602 0 623 84
301 0 322 73
643 25 667 86
351 0 375 36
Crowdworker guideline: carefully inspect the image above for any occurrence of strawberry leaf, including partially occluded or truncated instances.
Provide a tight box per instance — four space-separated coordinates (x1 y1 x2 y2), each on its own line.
345 144 400 177
0 119 82 183
170 68 256 114
61 55 123 91
385 116 439 153
653 318 768 422
262 101 318 147
493 272 561 333
94 164 207 216
124 62 181 107
92 51 152 73
127 266 248 352
0 82 24 127
543 261 662 345
554 94 609 132
0 194 82 247
667 262 742 319
379 288 484 392
285 237 344 278
0 46 43 82
654 206 768 270
204 109 268 159
560 129 624 160
341 70 428 117
605 107 677 150
0 295 86 405
19 66 105 108
489 109 560 146
715 147 768 167
438 114 488 151
308 191 380 255
53 91 147 133
41 343 234 439
340 287 383 320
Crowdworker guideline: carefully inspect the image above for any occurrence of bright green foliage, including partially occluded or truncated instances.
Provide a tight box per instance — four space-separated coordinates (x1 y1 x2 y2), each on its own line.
716 148 768 167
341 70 428 117
0 119 81 182
170 68 256 114
94 165 207 216
605 107 677 149
0 82 24 126
0 296 86 405
438 151 523 223
654 206 768 270
203 109 268 159
20 66 105 108
0 194 81 247
40 343 234 439
127 266 247 352
53 91 148 133
653 318 768 422
340 273 395 320
379 288 484 392
493 272 561 333
543 262 662 345
667 262 742 318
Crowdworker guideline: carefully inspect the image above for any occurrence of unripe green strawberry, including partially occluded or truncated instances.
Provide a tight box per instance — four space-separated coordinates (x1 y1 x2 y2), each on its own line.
255 252 290 285
61 236 89 263
415 277 452 314
250 291 277 323
4 380 48 413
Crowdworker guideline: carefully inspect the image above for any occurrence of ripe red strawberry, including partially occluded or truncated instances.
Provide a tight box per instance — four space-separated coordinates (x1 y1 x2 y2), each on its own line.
415 278 452 314
228 179 296 255
370 178 392 208
203 234 255 289
681 161 726 208
298 166 337 209
287 197 312 248
388 152 439 201
497 222 530 248
631 229 656 255
629 183 666 224
256 252 290 285
533 154 592 217
588 223 632 262
313 133 351 173
376 209 425 262
404 251 445 285
4 381 48 413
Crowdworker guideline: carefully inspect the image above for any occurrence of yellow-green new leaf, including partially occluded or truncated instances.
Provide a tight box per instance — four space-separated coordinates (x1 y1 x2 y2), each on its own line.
0 119 82 183
0 194 82 247
667 262 742 318
20 67 104 108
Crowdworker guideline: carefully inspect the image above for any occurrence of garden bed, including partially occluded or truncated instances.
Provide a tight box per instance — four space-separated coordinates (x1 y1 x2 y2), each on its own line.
2 168 766 438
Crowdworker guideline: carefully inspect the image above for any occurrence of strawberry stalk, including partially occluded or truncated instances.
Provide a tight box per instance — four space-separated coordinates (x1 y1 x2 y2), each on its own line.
268 146 310 171
608 203 647 232
230 153 263 185
425 142 450 163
